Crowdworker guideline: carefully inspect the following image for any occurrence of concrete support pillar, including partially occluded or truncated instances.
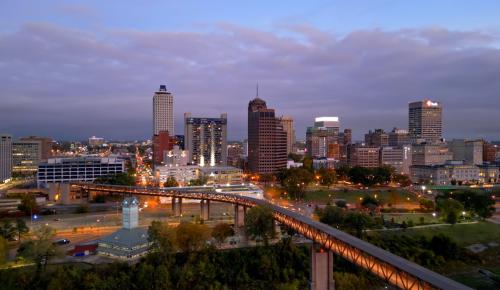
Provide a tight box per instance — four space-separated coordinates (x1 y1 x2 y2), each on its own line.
234 205 245 227
60 183 71 204
172 197 183 217
310 243 335 290
200 200 210 221
48 183 58 202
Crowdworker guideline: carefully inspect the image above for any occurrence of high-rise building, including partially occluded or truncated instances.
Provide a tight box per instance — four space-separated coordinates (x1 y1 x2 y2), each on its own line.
19 136 52 160
247 98 287 174
0 134 12 183
280 116 295 154
388 128 410 146
339 128 352 164
408 100 442 143
153 130 174 165
483 142 497 163
365 129 389 147
306 117 340 158
227 142 244 167
12 140 42 174
153 85 174 136
184 113 227 166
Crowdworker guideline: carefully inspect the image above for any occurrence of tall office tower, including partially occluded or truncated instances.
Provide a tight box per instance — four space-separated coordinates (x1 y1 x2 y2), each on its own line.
153 130 173 165
388 127 410 146
306 117 340 158
341 128 352 145
248 98 287 174
408 99 442 143
365 129 389 147
280 116 295 154
483 142 497 163
184 113 228 166
153 85 174 136
0 134 12 183
12 140 42 174
20 136 52 160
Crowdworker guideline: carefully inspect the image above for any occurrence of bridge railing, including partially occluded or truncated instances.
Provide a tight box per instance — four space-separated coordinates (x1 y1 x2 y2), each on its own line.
72 183 472 290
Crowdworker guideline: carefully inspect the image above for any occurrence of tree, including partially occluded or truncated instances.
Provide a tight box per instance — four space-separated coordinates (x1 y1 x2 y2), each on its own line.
361 195 381 209
335 165 350 181
0 220 15 240
318 205 345 227
17 225 63 274
392 174 412 186
245 205 276 245
279 168 313 199
94 173 135 186
343 212 373 238
348 166 374 186
335 200 347 208
15 218 29 242
287 153 302 163
317 168 336 188
148 220 176 254
446 190 495 219
188 177 207 186
17 194 39 216
175 222 211 252
211 223 234 245
164 176 179 187
446 211 457 225
436 198 463 223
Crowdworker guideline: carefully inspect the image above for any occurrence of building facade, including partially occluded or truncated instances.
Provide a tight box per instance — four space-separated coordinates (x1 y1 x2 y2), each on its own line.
88 136 105 147
483 142 497 163
365 129 389 147
306 117 340 158
199 166 243 185
410 161 483 185
0 134 12 183
184 113 228 166
388 128 410 146
153 130 173 165
347 144 380 168
247 98 287 174
164 145 189 166
12 140 42 174
37 157 125 187
380 145 412 175
19 136 52 160
280 116 295 154
155 165 199 186
411 143 452 166
408 100 442 143
153 85 174 136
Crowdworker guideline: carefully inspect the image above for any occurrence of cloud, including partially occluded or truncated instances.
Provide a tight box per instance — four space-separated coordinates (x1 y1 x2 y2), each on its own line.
0 23 499 140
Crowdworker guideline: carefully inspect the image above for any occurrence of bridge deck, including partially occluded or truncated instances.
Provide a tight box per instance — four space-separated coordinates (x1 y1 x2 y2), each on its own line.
72 183 472 290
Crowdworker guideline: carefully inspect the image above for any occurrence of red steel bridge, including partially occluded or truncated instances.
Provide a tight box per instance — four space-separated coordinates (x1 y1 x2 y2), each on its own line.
71 183 472 290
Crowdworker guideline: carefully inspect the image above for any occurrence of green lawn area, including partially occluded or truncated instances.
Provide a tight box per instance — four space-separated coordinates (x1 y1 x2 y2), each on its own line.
382 213 440 224
380 221 500 246
302 188 418 205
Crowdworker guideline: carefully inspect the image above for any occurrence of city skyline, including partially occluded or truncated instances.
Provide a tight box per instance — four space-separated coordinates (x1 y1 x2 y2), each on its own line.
2 2 500 141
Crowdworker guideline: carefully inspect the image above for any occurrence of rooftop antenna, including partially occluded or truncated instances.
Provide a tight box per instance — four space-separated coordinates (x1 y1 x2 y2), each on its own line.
256 83 259 97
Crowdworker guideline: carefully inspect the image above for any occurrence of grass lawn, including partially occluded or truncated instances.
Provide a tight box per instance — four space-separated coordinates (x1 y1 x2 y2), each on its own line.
302 188 418 205
382 213 440 224
380 221 500 246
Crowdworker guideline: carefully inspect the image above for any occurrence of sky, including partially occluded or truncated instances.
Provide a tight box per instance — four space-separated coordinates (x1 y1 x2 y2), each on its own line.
1 0 500 141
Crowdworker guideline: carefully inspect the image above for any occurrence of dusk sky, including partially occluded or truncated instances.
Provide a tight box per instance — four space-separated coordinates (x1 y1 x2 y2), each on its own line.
1 1 500 141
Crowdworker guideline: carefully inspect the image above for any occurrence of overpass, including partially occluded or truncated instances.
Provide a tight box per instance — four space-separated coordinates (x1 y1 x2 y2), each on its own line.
71 183 471 290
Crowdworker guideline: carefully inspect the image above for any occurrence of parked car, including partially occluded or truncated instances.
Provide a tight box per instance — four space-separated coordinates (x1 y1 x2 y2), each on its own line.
53 238 70 246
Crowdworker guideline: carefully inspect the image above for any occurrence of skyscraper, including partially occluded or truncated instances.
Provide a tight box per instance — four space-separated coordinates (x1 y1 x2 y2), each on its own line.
408 100 442 143
184 113 228 166
248 98 287 174
153 85 174 136
0 134 12 183
280 116 295 154
306 117 340 158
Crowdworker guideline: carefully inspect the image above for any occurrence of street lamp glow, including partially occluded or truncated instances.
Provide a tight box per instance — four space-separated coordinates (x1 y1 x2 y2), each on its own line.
432 212 436 217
